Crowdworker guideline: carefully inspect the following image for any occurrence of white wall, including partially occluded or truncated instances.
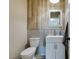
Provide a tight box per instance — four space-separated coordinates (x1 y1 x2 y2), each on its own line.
9 0 27 59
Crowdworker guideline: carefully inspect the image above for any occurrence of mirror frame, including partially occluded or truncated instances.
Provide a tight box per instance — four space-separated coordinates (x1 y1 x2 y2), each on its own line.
49 10 63 29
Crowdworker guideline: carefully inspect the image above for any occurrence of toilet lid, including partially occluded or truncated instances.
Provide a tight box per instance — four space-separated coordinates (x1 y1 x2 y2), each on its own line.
20 47 36 56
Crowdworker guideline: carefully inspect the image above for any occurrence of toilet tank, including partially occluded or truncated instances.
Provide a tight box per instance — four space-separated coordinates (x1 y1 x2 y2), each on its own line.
29 38 40 47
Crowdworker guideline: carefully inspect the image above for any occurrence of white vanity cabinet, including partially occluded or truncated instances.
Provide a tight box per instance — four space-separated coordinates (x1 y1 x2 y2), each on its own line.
46 36 65 59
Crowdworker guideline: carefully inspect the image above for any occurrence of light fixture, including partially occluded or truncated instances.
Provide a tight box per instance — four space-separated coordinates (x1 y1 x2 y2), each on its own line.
49 0 60 4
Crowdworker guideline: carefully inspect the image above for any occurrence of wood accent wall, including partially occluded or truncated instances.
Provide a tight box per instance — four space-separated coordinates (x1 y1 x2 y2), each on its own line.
27 0 65 30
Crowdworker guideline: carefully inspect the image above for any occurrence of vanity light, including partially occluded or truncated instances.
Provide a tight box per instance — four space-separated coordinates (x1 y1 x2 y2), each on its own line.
49 0 60 4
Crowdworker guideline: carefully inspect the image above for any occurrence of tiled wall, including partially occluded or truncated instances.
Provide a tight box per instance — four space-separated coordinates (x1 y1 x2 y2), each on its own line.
27 29 64 46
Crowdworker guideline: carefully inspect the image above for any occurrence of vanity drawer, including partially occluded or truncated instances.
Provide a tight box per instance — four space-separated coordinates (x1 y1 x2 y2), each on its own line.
46 38 63 43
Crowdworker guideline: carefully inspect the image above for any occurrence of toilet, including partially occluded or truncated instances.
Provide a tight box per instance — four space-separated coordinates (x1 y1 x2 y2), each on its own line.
20 38 40 59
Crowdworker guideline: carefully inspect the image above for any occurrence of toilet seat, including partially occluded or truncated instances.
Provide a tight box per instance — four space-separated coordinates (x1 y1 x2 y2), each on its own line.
21 47 36 56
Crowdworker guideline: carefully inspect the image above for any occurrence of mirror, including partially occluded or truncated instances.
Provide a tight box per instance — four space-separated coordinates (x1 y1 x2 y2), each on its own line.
48 10 62 29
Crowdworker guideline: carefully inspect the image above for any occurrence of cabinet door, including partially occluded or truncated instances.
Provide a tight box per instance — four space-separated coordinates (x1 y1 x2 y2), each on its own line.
46 43 55 59
56 43 65 59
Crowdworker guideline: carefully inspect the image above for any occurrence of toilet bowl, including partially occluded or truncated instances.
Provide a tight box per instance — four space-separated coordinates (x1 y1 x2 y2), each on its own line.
20 47 36 59
20 38 40 59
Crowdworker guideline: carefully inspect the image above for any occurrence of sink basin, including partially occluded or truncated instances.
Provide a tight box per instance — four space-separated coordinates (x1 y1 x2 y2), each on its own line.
46 35 64 43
